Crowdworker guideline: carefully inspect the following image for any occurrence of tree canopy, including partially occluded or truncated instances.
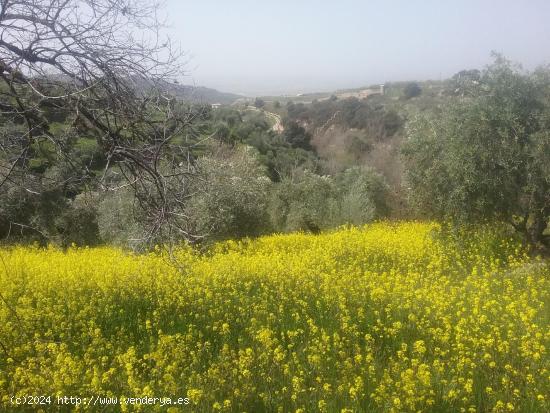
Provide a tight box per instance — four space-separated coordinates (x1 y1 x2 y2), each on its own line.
403 56 550 247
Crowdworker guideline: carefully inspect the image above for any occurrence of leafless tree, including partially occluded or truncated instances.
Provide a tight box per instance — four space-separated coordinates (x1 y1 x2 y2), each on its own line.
0 0 206 244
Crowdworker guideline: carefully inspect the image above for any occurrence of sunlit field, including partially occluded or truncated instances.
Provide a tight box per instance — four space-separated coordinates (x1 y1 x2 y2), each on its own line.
1 222 548 412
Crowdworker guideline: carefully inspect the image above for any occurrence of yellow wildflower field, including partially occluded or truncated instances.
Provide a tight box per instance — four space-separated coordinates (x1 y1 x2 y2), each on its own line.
0 222 548 412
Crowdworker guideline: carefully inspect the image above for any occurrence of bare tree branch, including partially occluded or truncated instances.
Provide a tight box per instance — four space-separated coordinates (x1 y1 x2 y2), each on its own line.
0 0 206 245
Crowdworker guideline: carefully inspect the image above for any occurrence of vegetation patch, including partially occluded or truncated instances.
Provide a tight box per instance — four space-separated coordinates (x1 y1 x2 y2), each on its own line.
1 222 548 412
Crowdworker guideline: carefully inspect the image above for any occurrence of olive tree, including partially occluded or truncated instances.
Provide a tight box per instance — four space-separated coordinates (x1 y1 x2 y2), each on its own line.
185 146 272 240
403 56 550 247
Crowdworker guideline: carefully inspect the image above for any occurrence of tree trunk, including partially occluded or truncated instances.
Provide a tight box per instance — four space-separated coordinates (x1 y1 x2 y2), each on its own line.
528 207 549 248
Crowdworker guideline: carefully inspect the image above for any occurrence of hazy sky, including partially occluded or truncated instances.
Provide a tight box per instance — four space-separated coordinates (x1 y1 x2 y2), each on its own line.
165 0 550 96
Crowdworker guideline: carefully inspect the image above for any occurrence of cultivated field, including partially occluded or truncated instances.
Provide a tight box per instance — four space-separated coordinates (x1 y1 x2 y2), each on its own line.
0 222 548 412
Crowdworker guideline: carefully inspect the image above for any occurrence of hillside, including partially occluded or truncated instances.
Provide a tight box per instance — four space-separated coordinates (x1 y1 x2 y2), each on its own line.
166 84 244 105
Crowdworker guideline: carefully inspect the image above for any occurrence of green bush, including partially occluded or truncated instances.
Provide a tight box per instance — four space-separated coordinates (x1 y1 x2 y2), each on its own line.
403 82 422 99
97 189 147 249
55 194 100 247
186 146 272 240
269 170 335 233
335 166 390 221
269 167 389 233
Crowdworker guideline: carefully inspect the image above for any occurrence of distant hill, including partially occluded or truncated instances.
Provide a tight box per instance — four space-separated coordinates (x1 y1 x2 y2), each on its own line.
40 74 244 105
162 83 244 105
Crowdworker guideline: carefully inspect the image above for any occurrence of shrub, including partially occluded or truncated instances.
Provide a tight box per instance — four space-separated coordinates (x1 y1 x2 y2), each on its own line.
403 82 422 99
269 170 335 233
335 166 390 221
269 167 389 232
97 189 147 249
186 146 272 240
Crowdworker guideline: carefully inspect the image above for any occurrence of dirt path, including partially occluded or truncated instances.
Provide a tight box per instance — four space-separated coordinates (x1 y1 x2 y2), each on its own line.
247 106 284 133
